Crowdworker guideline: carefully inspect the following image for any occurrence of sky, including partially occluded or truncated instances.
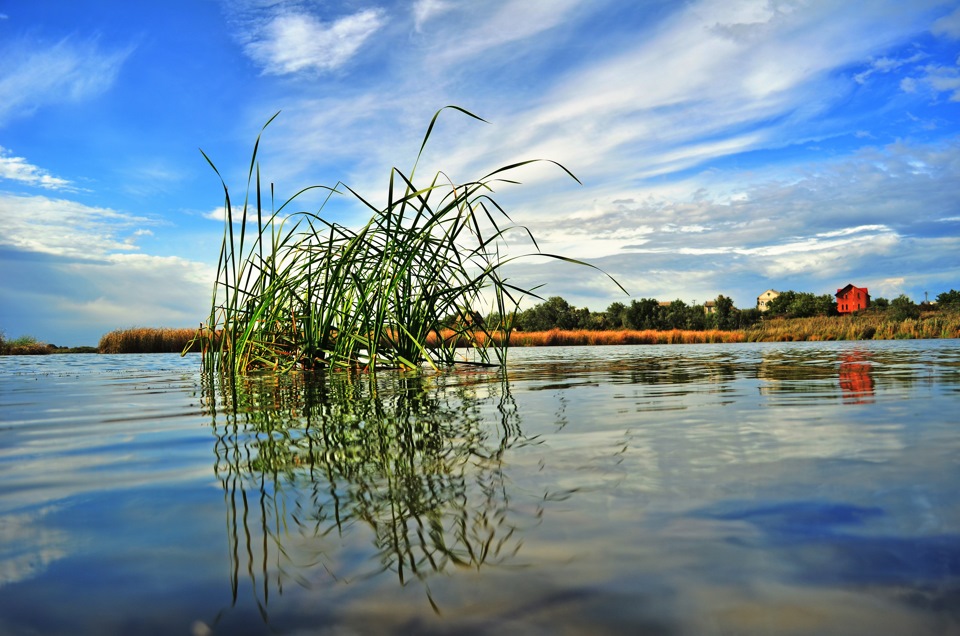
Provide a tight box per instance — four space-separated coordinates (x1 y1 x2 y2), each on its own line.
2 0 960 346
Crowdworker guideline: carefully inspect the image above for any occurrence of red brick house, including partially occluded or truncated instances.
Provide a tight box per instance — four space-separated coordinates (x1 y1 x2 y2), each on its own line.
836 284 869 314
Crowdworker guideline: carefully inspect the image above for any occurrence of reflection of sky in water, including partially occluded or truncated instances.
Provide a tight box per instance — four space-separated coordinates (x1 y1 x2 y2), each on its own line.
0 342 958 634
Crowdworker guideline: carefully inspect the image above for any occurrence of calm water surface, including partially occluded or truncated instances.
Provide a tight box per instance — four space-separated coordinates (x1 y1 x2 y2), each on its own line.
1 340 959 635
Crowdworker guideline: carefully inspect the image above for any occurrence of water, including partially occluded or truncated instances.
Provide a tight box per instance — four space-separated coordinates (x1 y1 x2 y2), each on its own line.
1 340 959 635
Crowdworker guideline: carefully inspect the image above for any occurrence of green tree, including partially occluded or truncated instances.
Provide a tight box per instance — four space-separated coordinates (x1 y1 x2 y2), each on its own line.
624 298 661 330
738 307 762 328
767 290 834 318
685 303 707 330
663 299 689 330
517 296 583 331
604 302 627 329
936 289 960 307
889 294 920 321
713 295 737 330
814 294 838 316
766 290 797 316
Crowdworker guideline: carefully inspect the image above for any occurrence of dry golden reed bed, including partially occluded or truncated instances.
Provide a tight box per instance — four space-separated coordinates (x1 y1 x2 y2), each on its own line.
744 311 960 342
97 310 960 354
98 327 202 354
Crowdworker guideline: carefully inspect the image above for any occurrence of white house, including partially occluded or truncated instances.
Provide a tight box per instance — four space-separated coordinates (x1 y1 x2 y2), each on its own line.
757 289 779 312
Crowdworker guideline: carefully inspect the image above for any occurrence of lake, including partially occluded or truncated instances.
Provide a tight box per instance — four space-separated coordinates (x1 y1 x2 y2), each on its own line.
1 340 959 635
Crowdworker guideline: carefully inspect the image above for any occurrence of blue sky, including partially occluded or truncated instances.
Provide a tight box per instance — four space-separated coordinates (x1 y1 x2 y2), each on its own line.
2 0 959 346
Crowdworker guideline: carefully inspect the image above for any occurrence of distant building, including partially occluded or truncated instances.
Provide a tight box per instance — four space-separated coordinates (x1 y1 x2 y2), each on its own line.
836 284 870 314
703 300 716 315
757 289 779 312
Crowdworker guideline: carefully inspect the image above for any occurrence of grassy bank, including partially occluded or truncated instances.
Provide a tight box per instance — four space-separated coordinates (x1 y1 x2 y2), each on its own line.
0 334 97 355
744 310 960 342
93 310 960 355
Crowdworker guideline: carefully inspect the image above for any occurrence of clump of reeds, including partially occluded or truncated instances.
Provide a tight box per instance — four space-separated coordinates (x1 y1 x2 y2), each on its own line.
100 327 202 354
0 334 54 355
192 108 623 375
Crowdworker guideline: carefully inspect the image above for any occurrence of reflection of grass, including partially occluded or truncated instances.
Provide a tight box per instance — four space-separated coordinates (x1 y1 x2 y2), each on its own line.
206 370 532 614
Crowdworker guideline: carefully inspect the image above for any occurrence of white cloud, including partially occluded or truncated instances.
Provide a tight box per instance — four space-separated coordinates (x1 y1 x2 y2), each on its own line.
0 37 130 125
0 147 73 190
932 6 960 38
242 8 385 75
902 64 960 101
0 192 152 258
0 193 216 343
279 0 949 211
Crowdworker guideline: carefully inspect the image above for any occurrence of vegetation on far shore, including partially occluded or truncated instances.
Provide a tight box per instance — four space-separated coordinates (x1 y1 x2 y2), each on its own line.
4 289 958 356
0 332 97 355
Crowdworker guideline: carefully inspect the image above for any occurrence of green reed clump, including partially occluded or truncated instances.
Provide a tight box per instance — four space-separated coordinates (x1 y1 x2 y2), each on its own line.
191 107 623 375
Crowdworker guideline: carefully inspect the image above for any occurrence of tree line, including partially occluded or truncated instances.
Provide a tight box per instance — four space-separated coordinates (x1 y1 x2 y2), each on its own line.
465 289 960 332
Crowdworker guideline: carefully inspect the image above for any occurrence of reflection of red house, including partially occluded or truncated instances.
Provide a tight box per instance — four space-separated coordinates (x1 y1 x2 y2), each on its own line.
836 284 870 314
839 351 874 404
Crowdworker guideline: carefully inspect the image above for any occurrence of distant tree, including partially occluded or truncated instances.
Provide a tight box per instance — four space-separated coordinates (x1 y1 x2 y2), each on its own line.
573 306 594 330
814 294 838 316
624 298 661 330
584 311 609 330
871 297 890 310
791 293 819 317
605 302 628 329
767 290 834 318
713 295 737 330
738 308 762 328
766 290 798 316
685 303 707 330
936 289 960 307
889 294 920 321
516 296 592 331
663 299 689 330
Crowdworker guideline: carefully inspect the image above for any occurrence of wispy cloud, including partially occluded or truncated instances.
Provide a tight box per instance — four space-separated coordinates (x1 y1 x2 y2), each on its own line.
425 0 582 66
0 147 73 190
0 36 131 126
259 0 950 212
932 5 960 38
854 52 927 84
907 63 960 101
238 6 385 75
412 0 452 31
